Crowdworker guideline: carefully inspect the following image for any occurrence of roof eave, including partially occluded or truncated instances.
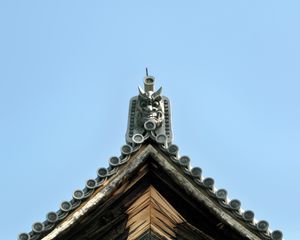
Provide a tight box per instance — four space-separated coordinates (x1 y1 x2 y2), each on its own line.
42 143 261 240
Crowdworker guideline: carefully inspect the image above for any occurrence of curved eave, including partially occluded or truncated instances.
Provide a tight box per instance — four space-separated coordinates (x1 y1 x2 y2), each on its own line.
19 142 283 240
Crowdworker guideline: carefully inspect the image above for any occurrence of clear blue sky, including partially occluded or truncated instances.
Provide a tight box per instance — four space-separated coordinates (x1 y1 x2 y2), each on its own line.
0 1 299 239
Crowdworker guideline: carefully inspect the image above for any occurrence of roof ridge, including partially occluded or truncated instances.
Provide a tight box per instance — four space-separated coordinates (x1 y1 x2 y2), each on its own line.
18 76 283 240
18 140 283 240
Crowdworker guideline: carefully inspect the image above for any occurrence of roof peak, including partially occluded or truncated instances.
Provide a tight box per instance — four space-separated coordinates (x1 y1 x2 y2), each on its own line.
125 74 173 146
18 75 283 240
19 143 283 240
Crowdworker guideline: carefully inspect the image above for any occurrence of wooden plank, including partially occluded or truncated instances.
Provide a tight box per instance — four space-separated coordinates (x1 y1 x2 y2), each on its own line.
43 144 260 240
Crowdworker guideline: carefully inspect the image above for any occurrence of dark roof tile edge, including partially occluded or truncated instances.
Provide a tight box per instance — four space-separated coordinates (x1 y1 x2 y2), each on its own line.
157 142 283 240
18 135 283 240
18 143 142 240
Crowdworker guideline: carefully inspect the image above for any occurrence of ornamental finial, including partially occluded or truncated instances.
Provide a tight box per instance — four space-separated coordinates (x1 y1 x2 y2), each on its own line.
126 73 172 146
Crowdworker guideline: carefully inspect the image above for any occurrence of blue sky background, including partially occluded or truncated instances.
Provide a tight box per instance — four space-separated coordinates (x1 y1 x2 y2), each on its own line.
0 1 299 239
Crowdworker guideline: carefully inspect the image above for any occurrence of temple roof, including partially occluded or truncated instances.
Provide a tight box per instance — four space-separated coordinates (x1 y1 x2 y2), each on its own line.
19 75 283 240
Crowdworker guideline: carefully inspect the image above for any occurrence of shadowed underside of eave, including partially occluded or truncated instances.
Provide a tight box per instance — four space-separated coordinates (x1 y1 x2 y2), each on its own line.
47 151 252 240
125 185 211 240
126 185 183 239
55 182 215 240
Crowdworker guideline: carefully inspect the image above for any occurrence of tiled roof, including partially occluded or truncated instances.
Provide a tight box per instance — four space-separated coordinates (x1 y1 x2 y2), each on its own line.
19 76 283 240
19 135 283 240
